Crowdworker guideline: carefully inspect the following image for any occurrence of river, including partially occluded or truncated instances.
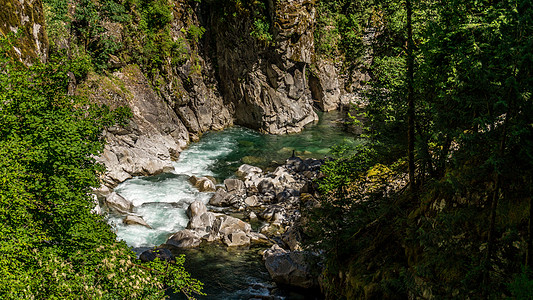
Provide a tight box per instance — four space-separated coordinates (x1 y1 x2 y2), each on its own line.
106 111 359 299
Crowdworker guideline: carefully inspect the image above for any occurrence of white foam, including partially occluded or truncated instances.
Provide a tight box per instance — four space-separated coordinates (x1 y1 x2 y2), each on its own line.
110 130 240 247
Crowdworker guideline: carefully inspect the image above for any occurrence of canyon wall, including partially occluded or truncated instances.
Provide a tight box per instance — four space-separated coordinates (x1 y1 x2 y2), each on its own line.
2 0 361 186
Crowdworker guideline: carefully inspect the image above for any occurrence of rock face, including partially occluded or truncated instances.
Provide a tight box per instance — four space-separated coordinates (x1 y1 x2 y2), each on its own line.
0 0 48 64
309 60 342 111
205 0 319 134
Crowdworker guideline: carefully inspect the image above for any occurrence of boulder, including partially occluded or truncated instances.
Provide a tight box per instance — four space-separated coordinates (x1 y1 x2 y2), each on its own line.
258 178 277 194
244 195 260 207
209 188 229 206
188 212 216 232
195 177 216 192
104 192 133 213
249 232 271 246
282 226 303 251
263 246 320 289
139 248 175 263
123 215 152 228
215 215 252 235
91 194 102 215
223 231 251 247
224 178 246 196
166 229 202 248
186 200 208 219
236 164 263 179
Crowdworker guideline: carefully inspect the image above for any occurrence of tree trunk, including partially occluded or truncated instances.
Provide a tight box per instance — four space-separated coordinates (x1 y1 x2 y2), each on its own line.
407 0 416 194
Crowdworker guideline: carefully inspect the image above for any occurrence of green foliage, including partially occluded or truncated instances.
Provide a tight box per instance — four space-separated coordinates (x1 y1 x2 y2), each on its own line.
318 143 375 193
0 34 202 299
187 25 206 43
250 19 272 43
313 0 533 298
509 268 533 299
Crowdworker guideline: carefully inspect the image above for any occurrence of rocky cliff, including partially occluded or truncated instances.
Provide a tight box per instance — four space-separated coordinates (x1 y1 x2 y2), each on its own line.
0 0 48 63
3 0 364 186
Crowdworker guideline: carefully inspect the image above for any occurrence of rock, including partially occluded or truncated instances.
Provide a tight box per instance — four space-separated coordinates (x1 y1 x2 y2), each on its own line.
92 185 112 201
236 164 263 179
260 206 283 221
123 215 151 228
309 60 342 112
0 0 48 65
244 195 260 207
282 226 302 251
186 200 207 219
223 231 251 247
207 0 319 135
209 188 232 206
249 232 271 246
194 177 216 192
260 223 286 237
263 246 320 289
104 192 133 213
166 229 202 248
188 175 199 186
188 212 216 232
91 194 102 215
224 178 246 196
249 211 258 220
258 178 276 194
215 215 252 235
139 248 175 263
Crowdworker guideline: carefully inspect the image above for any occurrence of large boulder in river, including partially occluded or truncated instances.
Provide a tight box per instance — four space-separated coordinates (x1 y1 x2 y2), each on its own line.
187 200 216 231
209 188 230 206
215 215 252 235
224 178 246 196
236 164 263 179
190 176 216 192
166 229 202 248
263 245 321 289
223 231 251 247
188 212 216 232
123 215 151 228
186 200 208 218
104 192 133 213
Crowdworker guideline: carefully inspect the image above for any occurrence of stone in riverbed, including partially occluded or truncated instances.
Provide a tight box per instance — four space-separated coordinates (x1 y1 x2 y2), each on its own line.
263 245 321 289
209 188 241 207
236 164 263 179
223 231 251 247
190 176 216 192
215 215 252 235
166 229 202 248
186 200 207 218
244 195 260 207
123 215 151 228
188 212 216 232
104 192 133 213
209 188 228 206
224 178 246 196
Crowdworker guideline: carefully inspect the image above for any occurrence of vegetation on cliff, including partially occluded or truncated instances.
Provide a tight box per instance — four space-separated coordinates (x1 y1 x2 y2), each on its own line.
310 0 533 298
0 34 203 299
